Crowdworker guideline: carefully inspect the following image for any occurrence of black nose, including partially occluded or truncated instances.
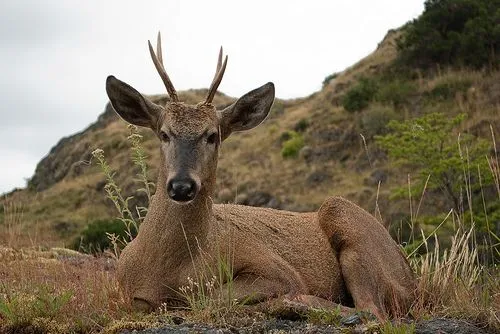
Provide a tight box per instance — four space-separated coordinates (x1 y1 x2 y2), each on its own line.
167 178 197 202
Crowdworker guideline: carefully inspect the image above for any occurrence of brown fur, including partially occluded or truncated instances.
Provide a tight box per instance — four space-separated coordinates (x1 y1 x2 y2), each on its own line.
105 45 416 320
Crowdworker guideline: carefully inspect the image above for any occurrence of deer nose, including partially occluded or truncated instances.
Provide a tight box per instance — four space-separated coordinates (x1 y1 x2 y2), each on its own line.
167 178 197 202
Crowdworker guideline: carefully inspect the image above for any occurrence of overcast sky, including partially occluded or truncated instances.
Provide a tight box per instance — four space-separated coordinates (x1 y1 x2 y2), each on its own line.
0 1 424 194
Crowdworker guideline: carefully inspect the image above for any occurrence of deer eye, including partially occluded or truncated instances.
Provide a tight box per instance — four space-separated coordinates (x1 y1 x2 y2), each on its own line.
160 131 170 143
206 132 218 145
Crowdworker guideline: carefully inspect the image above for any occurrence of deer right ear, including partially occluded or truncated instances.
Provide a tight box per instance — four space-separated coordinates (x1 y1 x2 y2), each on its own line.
106 75 161 129
218 82 275 140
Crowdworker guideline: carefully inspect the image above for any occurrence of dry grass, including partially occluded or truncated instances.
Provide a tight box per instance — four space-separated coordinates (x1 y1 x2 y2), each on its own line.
0 247 132 333
410 225 499 329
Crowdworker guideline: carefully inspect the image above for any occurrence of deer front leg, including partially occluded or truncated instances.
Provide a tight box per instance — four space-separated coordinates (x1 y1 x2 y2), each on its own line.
221 246 309 305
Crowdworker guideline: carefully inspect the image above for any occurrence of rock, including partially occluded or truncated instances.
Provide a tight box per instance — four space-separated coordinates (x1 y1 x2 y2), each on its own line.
416 318 489 334
235 193 248 205
29 103 120 192
306 170 331 186
299 146 313 163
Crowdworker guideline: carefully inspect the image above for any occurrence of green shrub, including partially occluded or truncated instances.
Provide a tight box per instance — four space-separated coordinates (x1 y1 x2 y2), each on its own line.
281 131 305 158
361 105 398 138
342 77 378 112
376 80 416 108
426 78 472 101
72 219 134 253
397 0 500 70
322 72 339 87
294 119 309 133
375 112 492 214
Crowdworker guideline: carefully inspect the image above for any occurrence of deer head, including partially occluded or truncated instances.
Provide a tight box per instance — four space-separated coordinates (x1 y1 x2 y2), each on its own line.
106 32 275 204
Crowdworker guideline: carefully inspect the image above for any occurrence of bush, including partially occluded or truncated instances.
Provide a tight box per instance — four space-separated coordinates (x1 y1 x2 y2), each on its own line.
294 119 309 133
342 77 378 112
397 0 500 70
322 72 339 87
375 112 492 214
361 105 398 138
71 219 134 253
426 78 472 101
376 80 416 108
281 131 305 158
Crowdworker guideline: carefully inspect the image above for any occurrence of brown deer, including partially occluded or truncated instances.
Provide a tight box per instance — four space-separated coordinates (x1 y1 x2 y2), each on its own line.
105 32 416 320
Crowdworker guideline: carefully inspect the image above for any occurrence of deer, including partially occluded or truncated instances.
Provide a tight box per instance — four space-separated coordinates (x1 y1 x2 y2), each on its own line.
105 32 416 320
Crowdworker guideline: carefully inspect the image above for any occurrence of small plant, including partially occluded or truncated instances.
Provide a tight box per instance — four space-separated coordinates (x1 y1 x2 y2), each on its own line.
294 118 309 133
281 131 305 158
306 307 342 326
380 321 416 334
322 72 339 87
178 251 236 314
91 124 154 257
0 284 73 326
342 77 378 112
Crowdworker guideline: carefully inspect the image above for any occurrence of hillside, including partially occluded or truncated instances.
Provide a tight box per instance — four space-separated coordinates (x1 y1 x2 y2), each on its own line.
1 29 499 249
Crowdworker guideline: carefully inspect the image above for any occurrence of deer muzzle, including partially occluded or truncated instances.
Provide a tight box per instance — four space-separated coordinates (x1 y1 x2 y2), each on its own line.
167 177 198 203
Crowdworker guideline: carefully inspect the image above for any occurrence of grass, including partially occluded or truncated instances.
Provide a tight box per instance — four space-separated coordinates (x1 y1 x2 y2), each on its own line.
0 247 130 333
1 128 498 334
1 29 499 333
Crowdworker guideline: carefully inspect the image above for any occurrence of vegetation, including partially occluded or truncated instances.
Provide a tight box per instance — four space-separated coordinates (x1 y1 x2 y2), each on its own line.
342 77 378 112
86 125 153 256
1 2 500 331
375 113 492 218
322 72 339 87
397 0 500 70
280 131 305 158
72 218 133 253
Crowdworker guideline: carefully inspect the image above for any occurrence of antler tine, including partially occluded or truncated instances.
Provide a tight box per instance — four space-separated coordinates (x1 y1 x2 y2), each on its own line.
205 50 228 105
156 31 163 65
148 32 179 102
212 46 223 81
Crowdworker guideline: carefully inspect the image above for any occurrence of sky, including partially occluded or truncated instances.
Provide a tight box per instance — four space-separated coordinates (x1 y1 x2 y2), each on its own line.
0 1 425 194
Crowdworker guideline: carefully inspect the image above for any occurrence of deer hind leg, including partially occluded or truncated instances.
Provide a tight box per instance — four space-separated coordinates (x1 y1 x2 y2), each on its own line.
318 196 416 320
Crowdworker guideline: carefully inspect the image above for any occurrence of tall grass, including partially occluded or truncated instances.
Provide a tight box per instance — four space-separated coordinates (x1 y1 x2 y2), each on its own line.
0 201 24 248
401 127 500 331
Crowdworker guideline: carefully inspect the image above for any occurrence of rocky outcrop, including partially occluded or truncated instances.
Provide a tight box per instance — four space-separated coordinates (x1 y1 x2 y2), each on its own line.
28 103 119 192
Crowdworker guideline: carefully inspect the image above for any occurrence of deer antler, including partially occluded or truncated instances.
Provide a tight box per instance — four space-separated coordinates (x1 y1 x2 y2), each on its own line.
205 47 228 105
148 32 179 102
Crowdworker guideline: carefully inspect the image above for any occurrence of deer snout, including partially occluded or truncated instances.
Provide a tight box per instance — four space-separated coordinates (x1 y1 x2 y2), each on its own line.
167 178 198 202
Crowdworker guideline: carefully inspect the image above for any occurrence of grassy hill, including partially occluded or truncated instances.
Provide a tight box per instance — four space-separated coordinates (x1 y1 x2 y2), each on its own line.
1 28 499 250
1 2 500 329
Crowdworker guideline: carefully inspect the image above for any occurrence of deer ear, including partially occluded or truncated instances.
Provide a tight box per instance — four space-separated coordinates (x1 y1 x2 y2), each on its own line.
106 75 161 129
218 82 275 140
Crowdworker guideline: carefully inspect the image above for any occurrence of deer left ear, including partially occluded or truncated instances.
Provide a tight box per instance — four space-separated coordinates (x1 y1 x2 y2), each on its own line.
106 75 162 129
218 82 275 140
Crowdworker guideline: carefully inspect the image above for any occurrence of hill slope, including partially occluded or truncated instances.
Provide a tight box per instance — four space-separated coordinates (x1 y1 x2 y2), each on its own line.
1 30 499 247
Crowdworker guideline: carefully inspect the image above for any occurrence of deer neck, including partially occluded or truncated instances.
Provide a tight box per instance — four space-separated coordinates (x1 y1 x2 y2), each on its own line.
140 159 216 257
